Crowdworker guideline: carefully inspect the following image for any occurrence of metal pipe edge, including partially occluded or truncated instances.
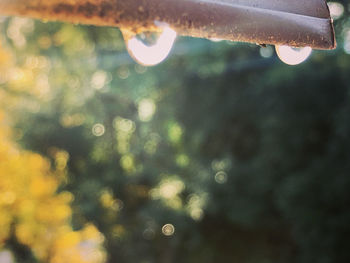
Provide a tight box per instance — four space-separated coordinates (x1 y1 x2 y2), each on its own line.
0 0 336 49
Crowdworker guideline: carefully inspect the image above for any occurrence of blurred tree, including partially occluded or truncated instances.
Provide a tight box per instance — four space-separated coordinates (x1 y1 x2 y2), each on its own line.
0 110 106 263
0 37 106 263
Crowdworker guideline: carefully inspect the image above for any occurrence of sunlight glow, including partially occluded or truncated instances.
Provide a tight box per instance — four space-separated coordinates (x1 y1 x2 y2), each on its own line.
126 26 177 66
275 46 312 66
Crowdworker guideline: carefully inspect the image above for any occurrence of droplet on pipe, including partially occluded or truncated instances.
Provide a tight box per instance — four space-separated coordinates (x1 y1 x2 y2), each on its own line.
275 46 312 66
124 24 177 66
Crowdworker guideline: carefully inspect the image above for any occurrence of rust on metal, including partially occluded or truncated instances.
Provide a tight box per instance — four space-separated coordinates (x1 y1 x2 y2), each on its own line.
0 0 336 49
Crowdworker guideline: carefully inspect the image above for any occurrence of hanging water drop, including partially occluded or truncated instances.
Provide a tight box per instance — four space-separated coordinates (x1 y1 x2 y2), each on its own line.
275 45 312 66
123 24 177 67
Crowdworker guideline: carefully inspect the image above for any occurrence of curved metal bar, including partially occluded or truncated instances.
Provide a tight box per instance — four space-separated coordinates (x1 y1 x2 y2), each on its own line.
0 0 336 49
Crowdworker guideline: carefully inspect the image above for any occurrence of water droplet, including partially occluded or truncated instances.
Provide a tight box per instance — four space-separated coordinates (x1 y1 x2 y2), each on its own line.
275 46 312 66
123 24 177 66
209 38 224 42
260 46 273 58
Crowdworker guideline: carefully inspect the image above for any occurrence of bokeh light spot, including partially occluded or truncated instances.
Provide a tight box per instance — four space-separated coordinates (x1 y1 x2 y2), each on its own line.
116 66 130 80
190 208 204 221
113 117 136 133
168 122 183 144
328 2 344 20
215 171 228 184
91 70 111 90
343 30 350 55
138 99 156 122
92 123 105 137
162 224 175 236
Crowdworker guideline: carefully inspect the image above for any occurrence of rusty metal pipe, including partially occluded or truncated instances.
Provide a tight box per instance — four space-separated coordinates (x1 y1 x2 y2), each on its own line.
0 0 336 49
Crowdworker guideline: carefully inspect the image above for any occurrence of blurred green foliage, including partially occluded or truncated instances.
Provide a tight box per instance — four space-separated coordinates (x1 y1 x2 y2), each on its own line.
1 1 350 262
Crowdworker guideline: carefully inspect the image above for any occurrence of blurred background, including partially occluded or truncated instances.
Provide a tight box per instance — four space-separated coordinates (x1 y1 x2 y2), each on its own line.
0 1 350 263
